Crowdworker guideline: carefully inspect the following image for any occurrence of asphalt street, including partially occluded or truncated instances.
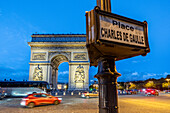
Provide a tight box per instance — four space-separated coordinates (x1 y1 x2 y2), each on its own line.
0 93 169 113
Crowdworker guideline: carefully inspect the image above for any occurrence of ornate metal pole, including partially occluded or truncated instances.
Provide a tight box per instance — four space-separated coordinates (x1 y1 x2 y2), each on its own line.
95 56 121 113
95 1 121 113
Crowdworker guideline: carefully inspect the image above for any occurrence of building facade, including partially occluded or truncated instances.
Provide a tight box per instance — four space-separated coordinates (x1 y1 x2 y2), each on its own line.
28 34 89 90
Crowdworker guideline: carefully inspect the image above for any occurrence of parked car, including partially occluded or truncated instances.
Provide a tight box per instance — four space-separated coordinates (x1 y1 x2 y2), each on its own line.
20 93 62 108
81 91 99 98
145 89 159 96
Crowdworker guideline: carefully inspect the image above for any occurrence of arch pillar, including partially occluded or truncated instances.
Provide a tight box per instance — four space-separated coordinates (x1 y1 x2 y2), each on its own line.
51 67 58 90
55 69 59 89
68 62 90 90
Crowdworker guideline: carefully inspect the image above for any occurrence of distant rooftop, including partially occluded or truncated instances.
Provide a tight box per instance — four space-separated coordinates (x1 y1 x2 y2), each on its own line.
31 34 86 42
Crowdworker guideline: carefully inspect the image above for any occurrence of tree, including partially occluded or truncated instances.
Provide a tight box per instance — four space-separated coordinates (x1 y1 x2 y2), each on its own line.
162 82 170 89
144 81 156 88
118 85 124 90
129 83 137 89
117 82 125 90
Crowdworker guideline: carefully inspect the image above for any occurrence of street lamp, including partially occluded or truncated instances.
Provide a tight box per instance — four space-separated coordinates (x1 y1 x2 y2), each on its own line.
64 85 67 89
64 84 67 92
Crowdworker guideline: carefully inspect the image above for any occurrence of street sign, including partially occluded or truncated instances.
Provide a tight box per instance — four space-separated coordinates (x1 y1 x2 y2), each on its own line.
100 15 146 47
86 7 150 66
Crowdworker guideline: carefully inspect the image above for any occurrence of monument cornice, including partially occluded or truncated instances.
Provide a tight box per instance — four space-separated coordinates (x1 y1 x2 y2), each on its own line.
28 42 86 47
29 63 51 65
69 62 90 65
31 34 86 37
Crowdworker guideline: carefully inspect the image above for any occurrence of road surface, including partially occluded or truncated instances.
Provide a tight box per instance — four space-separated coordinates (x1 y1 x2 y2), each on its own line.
0 93 169 113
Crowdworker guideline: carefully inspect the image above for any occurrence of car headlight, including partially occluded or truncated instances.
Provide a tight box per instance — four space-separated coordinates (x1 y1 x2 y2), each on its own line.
58 98 62 101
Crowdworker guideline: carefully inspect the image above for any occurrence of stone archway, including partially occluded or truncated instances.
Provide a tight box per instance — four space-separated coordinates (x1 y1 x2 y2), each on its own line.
28 34 89 90
50 54 69 89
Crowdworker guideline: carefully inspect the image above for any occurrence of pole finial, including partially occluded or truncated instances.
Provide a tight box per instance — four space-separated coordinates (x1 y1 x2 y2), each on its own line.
97 0 111 12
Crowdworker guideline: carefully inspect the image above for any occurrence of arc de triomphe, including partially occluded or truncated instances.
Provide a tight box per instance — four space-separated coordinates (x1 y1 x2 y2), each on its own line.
28 34 89 90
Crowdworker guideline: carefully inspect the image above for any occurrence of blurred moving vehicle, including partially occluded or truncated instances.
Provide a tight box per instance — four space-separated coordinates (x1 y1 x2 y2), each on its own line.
81 91 99 98
131 89 138 94
20 93 62 108
0 93 5 100
165 90 170 93
11 88 46 97
145 89 159 96
0 81 51 97
125 90 133 95
0 88 6 99
118 89 138 95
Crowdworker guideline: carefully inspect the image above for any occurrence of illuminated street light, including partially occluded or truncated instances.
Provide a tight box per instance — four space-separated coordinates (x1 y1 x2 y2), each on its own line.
64 85 67 89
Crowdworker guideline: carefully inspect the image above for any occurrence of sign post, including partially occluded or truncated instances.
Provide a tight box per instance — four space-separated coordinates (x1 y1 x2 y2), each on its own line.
86 0 150 113
95 56 120 113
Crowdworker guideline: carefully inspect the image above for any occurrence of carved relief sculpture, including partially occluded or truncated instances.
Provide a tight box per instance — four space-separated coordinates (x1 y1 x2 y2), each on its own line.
32 52 46 60
74 65 85 83
33 65 43 81
73 53 87 60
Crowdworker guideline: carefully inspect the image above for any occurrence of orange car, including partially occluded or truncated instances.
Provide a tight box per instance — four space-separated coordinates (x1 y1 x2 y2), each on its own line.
20 93 62 108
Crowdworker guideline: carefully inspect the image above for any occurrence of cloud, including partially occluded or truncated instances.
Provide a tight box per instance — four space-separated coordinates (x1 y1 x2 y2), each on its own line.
58 71 69 83
58 71 69 75
5 66 15 70
132 60 146 63
131 72 138 75
143 73 156 79
143 73 156 77
117 70 170 82
132 61 139 63
164 72 170 76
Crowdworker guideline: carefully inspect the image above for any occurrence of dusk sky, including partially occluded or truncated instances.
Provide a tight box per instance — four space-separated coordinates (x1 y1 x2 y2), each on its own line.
0 0 170 83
